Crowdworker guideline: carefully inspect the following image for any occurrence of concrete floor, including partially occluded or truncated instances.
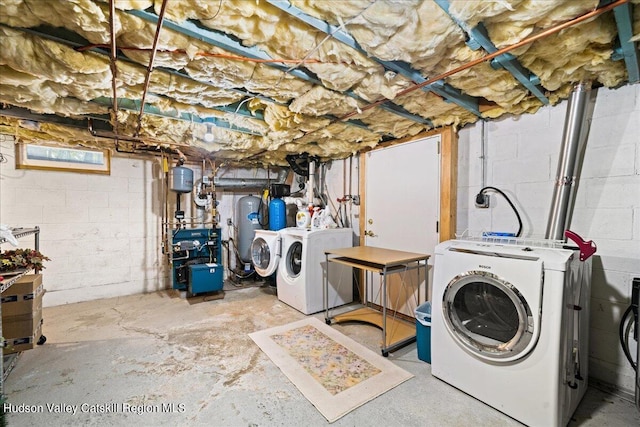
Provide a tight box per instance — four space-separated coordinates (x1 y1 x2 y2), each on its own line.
3 282 640 426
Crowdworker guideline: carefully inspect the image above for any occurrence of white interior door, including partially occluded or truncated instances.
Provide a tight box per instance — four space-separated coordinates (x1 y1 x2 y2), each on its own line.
364 135 440 315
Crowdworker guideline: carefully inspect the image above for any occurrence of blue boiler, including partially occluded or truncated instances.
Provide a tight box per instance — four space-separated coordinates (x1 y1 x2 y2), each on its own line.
171 228 223 295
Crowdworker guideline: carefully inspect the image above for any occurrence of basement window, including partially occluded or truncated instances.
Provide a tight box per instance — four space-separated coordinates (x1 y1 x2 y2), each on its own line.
16 143 110 175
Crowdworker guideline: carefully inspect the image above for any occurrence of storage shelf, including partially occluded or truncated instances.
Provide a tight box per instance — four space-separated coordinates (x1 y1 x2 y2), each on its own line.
325 246 429 356
2 353 20 382
329 257 411 274
0 227 39 245
1 225 40 395
333 307 416 349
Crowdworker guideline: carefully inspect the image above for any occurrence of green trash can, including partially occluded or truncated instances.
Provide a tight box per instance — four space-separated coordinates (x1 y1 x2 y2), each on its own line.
415 301 432 363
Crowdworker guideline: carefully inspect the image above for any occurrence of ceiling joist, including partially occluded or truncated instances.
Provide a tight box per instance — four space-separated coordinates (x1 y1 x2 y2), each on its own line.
434 0 549 105
267 0 481 117
3 23 261 104
125 5 433 127
1 22 383 140
125 7 321 85
91 97 264 136
0 105 111 131
0 0 636 165
611 1 640 82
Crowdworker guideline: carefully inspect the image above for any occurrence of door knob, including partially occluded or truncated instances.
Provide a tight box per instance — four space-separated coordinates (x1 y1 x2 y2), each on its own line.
364 230 376 237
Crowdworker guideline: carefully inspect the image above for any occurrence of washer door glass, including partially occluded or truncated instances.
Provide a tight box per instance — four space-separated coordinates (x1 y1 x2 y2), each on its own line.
251 238 270 270
286 241 303 278
443 271 535 362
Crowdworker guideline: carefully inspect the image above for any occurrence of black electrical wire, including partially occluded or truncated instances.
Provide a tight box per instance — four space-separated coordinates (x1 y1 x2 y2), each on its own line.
619 305 638 371
478 186 523 237
224 237 256 281
257 187 270 227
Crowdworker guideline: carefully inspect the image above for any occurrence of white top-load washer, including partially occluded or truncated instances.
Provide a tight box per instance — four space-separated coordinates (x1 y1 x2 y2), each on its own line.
277 227 353 315
431 239 591 427
250 229 284 277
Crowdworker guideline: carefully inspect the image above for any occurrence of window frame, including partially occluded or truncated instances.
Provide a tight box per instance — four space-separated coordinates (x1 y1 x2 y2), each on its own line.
15 143 111 175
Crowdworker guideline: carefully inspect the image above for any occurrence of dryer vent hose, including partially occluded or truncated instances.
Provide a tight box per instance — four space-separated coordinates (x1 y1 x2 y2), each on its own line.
619 278 639 372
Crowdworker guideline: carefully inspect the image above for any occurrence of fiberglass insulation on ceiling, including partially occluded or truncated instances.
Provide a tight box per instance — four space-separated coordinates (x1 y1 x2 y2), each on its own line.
0 0 638 165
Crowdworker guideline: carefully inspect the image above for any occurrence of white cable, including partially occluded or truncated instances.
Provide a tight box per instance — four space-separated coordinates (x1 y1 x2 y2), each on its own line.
274 2 375 88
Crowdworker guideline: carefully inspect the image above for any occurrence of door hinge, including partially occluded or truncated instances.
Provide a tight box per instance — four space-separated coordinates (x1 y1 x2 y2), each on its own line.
437 140 441 154
436 221 439 233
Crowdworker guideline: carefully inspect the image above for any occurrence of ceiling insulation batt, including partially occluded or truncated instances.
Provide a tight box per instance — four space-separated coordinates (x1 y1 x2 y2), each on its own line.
0 0 638 165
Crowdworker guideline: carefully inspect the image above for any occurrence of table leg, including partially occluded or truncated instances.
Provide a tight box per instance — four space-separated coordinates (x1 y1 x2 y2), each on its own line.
425 259 429 302
324 253 331 325
381 266 388 357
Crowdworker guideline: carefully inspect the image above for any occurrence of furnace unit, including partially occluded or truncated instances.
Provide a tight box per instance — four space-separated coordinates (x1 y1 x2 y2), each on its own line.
171 227 223 296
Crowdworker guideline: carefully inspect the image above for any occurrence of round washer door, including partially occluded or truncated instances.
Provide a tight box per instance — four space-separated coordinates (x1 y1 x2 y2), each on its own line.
442 270 539 363
285 240 303 278
251 236 279 276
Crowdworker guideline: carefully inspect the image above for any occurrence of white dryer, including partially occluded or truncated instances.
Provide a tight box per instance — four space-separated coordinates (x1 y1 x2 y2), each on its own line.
277 227 353 315
250 229 284 277
431 239 591 427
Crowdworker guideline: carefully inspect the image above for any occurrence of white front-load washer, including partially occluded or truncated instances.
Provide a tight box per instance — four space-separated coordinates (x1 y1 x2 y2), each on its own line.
431 239 591 427
250 229 284 277
277 227 353 315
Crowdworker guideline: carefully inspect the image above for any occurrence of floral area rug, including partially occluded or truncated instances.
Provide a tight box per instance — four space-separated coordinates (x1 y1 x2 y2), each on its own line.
249 317 413 423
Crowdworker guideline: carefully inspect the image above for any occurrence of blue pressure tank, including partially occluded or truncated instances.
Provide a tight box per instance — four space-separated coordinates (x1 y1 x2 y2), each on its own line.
269 198 286 231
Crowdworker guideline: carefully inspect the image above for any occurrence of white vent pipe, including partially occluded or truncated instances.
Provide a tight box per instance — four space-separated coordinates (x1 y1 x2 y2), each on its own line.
545 81 594 241
307 160 316 205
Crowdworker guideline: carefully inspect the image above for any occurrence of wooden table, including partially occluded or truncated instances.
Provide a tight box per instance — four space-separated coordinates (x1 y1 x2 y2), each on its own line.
323 246 430 356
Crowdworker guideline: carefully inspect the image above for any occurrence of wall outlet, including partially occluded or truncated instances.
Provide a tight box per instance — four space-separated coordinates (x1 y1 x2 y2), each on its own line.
475 193 490 208
226 218 233 226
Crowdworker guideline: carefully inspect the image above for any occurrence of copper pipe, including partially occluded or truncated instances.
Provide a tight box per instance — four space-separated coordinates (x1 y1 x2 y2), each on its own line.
109 0 119 136
88 122 192 149
75 44 337 64
175 148 187 162
338 0 629 121
161 152 169 261
134 0 169 137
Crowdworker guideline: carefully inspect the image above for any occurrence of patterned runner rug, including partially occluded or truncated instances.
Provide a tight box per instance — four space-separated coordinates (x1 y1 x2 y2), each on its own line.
249 317 413 423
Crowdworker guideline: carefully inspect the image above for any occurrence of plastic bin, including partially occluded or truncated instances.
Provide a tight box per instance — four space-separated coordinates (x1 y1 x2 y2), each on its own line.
415 301 432 363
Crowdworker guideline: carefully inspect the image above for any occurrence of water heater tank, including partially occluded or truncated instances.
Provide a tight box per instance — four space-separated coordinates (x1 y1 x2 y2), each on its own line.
237 195 262 263
170 166 194 193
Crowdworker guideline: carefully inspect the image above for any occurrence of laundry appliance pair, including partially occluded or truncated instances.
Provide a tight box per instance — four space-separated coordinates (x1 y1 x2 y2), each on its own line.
431 238 592 427
251 227 353 315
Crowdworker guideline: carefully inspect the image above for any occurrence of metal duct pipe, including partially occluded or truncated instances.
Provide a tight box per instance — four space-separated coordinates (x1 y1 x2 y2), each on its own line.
213 167 288 190
213 179 273 190
545 81 594 241
307 160 316 204
214 175 288 190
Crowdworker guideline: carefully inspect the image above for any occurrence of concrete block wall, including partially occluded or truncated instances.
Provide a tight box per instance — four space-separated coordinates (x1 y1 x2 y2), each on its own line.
457 83 640 395
0 138 360 305
320 157 361 242
0 136 170 306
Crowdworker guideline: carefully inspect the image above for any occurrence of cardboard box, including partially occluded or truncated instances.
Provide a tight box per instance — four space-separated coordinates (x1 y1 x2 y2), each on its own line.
2 274 44 354
2 273 42 296
3 307 42 339
3 319 42 355
1 273 44 317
